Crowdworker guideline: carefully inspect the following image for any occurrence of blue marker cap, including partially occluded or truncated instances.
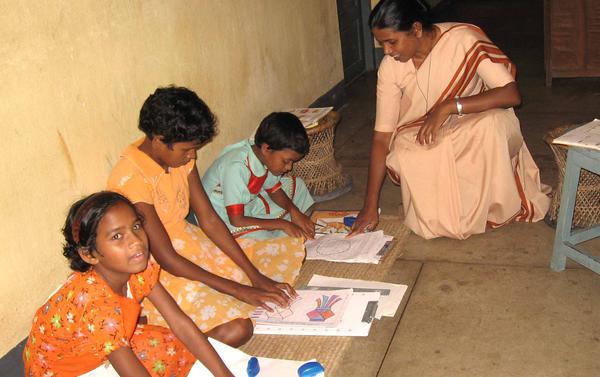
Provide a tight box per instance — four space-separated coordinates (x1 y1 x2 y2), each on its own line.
343 216 357 228
247 356 260 377
298 361 325 376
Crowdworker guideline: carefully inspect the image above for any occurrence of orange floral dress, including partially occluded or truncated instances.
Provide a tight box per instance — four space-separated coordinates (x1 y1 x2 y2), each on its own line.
107 139 304 332
23 261 195 377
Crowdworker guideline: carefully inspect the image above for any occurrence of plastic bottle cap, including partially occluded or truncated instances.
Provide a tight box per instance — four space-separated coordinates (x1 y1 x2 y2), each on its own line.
343 216 357 228
298 361 325 376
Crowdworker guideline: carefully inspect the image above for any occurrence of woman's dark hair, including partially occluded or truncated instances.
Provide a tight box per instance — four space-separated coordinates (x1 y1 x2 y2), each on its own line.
139 86 217 146
62 191 139 272
254 112 309 155
369 0 433 32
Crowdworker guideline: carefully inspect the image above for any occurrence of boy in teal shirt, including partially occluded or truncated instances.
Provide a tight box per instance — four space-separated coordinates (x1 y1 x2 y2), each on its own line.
203 112 315 240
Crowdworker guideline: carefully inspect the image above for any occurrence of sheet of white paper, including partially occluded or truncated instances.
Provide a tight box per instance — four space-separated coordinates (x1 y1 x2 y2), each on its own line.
305 231 392 264
553 119 600 151
254 291 380 336
307 275 408 319
188 338 314 377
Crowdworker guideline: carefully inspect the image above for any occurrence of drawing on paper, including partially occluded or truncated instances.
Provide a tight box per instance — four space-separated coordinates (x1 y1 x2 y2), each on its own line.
306 294 342 322
251 290 351 327
263 305 294 321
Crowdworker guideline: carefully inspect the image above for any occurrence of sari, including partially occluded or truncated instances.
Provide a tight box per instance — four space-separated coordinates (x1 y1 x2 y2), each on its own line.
375 23 551 240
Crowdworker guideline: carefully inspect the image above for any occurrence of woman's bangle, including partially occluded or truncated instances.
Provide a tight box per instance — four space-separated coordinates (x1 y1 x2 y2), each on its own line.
455 96 464 116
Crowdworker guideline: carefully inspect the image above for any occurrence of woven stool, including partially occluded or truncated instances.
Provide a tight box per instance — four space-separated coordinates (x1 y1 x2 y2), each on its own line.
291 111 352 202
543 125 600 228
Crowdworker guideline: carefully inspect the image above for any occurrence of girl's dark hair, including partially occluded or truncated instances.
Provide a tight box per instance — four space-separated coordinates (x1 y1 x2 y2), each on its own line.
369 0 433 32
138 86 217 146
62 191 138 272
254 112 309 155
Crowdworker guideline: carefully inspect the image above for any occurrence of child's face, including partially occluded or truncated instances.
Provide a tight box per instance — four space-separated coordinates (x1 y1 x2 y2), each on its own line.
91 201 149 276
155 138 203 169
263 147 304 176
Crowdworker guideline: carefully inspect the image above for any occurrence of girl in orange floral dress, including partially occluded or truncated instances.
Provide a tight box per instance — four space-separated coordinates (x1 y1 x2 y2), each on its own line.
23 191 233 377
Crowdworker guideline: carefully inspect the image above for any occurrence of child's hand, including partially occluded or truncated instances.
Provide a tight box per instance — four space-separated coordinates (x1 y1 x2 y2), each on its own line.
279 220 308 238
290 210 316 239
235 284 292 311
251 273 297 300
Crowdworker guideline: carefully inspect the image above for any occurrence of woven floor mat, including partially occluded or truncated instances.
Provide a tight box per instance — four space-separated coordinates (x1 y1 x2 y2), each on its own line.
240 216 410 373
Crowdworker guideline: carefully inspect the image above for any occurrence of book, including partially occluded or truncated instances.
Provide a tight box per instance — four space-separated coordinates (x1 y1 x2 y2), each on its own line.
311 210 359 235
552 119 600 151
287 107 333 129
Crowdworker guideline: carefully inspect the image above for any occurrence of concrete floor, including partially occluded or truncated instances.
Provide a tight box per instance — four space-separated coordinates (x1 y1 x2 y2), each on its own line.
314 0 600 376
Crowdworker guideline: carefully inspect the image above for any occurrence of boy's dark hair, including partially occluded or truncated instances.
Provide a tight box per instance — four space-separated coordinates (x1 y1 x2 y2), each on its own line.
138 86 217 145
254 112 309 155
62 191 140 272
369 0 433 32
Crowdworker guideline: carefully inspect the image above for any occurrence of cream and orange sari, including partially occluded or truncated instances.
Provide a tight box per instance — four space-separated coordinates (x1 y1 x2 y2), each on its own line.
375 23 551 240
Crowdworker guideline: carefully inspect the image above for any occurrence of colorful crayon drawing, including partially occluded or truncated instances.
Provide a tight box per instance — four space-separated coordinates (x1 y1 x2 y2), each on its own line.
306 295 342 322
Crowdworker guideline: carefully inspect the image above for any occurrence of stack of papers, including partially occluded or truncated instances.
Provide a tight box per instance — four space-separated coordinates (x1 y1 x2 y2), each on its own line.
305 230 394 264
553 119 600 151
286 107 333 129
307 275 407 320
252 289 379 337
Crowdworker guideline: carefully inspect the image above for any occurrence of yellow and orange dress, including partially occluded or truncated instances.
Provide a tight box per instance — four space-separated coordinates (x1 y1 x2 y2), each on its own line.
23 261 195 377
107 139 304 331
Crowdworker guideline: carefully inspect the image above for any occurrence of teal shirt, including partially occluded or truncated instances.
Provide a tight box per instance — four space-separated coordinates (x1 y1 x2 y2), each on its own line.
202 139 314 239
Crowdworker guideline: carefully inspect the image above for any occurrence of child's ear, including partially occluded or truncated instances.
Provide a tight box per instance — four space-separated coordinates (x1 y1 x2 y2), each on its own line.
78 247 99 265
261 143 272 153
152 135 165 147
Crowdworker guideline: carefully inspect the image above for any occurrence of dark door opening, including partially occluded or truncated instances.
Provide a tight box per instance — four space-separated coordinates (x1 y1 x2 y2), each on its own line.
337 0 376 85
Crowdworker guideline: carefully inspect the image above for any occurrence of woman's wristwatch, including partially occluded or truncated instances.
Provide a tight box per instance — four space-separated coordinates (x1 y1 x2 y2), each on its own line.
454 96 464 116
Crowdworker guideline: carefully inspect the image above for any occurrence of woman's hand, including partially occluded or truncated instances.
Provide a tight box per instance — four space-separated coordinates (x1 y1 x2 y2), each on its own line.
290 209 316 239
416 100 454 145
235 284 293 311
348 206 379 237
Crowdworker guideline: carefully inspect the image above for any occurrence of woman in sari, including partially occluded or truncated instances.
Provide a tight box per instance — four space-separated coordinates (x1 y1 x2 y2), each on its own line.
350 0 550 240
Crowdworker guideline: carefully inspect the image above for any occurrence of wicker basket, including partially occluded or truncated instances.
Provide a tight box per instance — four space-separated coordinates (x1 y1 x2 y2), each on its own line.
543 125 600 228
291 111 352 201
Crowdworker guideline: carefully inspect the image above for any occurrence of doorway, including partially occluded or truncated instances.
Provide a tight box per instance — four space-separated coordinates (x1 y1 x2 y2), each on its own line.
337 0 376 84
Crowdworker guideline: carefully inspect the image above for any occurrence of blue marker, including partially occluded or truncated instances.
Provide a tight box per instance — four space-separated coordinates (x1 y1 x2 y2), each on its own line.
298 361 325 377
247 356 260 377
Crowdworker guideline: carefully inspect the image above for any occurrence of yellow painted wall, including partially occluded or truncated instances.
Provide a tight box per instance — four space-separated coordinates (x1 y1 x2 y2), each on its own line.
0 0 342 356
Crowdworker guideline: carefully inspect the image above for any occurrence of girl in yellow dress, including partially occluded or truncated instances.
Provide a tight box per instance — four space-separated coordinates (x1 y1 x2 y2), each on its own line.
108 87 303 347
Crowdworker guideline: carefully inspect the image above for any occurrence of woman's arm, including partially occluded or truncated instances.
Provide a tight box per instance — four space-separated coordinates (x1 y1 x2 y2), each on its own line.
417 81 521 145
108 347 152 377
348 131 393 236
188 167 294 300
135 202 290 308
148 283 234 377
